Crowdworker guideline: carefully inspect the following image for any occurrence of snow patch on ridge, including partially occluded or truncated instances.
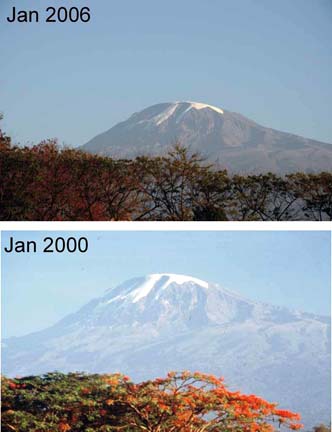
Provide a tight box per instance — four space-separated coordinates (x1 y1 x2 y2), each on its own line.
131 274 163 302
159 273 208 289
184 101 224 115
151 102 224 126
130 273 208 303
153 104 179 126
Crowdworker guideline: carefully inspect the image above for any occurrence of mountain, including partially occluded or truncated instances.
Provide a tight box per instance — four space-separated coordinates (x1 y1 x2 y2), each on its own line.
2 273 331 428
80 102 332 173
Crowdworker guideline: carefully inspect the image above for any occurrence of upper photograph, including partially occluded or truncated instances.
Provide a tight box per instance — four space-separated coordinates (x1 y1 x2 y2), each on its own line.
1 0 331 221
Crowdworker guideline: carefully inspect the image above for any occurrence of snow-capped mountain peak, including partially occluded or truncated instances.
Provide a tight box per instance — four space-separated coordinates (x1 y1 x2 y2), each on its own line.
3 274 330 428
75 274 319 331
103 273 209 305
179 101 224 115
143 101 224 127
128 273 209 303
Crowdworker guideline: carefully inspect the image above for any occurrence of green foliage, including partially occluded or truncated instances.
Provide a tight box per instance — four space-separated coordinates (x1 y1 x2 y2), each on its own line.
1 372 129 432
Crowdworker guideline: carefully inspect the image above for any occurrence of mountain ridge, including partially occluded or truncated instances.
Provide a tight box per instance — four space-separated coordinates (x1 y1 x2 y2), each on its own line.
80 102 332 174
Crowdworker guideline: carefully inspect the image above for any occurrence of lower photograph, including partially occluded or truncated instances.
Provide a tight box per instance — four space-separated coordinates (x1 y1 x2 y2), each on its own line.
1 230 331 432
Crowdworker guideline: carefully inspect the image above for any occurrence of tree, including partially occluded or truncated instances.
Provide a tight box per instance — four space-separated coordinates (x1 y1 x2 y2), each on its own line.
0 114 11 150
1 371 303 432
136 144 214 221
117 371 303 432
98 158 143 221
231 174 300 221
26 141 74 220
288 173 332 221
191 169 230 221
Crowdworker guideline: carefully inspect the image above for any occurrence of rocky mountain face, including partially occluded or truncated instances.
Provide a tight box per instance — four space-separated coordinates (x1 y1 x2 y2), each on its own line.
3 273 331 428
80 102 332 173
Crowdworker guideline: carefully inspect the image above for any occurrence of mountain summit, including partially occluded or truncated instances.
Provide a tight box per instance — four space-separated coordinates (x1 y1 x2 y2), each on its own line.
80 102 332 173
3 274 330 428
71 273 260 330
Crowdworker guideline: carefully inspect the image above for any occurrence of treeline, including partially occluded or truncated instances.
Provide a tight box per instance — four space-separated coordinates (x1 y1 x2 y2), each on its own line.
2 371 303 432
1 131 331 221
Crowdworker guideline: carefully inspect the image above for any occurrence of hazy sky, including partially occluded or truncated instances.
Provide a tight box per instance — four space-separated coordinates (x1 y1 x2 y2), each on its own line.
2 230 331 338
1 0 332 147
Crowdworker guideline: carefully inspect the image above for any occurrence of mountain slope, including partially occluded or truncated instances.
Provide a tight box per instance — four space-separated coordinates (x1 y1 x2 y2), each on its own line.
3 274 331 428
80 102 332 173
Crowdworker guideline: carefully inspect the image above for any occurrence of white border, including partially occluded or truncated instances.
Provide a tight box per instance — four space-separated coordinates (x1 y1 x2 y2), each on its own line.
0 221 331 231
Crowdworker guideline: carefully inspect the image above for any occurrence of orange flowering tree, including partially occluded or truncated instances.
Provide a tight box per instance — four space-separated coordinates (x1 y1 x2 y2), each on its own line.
112 371 303 432
1 371 303 432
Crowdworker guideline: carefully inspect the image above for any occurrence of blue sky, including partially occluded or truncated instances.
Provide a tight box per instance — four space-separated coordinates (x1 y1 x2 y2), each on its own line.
1 0 332 146
2 230 331 338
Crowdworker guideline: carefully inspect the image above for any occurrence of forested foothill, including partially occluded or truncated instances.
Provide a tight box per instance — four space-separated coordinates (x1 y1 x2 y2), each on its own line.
1 124 331 221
